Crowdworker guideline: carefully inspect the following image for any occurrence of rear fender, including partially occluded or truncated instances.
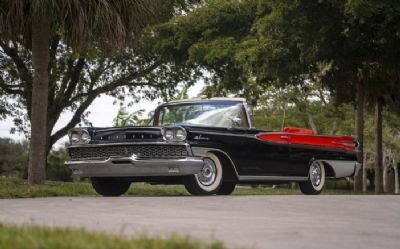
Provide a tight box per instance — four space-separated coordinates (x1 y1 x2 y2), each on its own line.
318 160 360 178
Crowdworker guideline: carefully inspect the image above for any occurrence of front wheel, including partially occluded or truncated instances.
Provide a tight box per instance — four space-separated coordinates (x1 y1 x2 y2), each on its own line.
299 161 325 195
184 153 223 196
216 182 236 195
91 177 131 197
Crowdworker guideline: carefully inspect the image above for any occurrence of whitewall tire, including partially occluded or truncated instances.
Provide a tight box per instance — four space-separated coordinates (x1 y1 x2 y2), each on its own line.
299 161 326 195
184 152 223 195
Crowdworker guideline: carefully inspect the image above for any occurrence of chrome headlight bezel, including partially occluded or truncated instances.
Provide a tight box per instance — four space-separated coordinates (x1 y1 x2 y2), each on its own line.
162 126 187 142
174 128 187 141
68 129 91 145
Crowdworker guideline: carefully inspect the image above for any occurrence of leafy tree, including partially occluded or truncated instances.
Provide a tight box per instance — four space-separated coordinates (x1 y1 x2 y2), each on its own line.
0 0 195 184
155 0 400 193
254 84 355 136
113 107 146 127
0 38 196 149
155 0 260 103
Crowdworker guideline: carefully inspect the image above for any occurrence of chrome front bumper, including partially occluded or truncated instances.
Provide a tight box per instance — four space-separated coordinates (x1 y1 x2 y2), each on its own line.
66 156 204 177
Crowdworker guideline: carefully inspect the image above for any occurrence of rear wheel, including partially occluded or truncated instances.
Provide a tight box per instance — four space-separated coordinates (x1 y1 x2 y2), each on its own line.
299 161 325 195
216 182 236 195
91 177 131 197
184 153 223 196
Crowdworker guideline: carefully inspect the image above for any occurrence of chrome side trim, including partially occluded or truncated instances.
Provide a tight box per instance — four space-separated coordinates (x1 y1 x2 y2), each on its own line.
238 176 308 181
320 160 358 178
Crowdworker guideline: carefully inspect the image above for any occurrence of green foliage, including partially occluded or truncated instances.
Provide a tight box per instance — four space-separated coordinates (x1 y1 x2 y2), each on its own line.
0 1 200 149
0 0 173 52
0 177 96 198
0 223 227 249
0 140 72 182
155 0 400 111
253 84 355 135
46 149 72 182
154 0 259 100
113 107 147 127
0 138 28 176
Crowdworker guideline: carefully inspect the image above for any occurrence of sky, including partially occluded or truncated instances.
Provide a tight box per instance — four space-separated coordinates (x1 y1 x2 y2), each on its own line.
0 80 204 148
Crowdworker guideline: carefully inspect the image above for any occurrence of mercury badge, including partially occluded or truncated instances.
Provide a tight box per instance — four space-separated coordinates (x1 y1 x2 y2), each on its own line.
193 134 210 141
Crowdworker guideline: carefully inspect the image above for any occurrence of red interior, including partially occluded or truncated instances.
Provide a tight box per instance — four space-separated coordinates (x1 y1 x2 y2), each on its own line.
282 127 314 134
257 127 357 151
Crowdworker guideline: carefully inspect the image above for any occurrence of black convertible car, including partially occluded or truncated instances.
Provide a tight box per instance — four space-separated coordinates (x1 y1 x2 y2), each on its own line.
66 98 360 196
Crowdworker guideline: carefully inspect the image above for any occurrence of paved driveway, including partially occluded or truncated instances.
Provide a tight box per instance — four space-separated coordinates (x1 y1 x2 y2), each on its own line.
0 195 399 249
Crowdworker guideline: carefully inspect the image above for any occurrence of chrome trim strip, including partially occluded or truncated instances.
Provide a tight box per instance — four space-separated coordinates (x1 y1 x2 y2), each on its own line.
67 141 188 148
238 176 308 181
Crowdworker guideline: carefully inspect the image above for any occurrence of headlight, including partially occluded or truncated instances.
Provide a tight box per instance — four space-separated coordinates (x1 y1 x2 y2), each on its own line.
70 133 81 144
162 127 187 141
175 129 187 141
68 129 91 144
164 129 174 140
81 132 92 143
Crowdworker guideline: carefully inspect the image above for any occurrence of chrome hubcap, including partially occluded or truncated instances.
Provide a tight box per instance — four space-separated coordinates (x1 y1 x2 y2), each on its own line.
197 159 217 186
310 162 322 187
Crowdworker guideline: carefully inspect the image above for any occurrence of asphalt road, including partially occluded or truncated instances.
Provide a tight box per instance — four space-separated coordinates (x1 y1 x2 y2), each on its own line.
0 195 399 249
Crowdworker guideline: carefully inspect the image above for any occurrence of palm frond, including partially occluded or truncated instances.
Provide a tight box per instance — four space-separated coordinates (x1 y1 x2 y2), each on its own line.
1 0 163 51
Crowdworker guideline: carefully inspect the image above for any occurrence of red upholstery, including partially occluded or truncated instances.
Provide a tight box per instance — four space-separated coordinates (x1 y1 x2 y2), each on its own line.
282 127 314 135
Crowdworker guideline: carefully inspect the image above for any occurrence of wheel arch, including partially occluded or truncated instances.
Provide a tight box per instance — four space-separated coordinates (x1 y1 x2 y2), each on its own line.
317 160 336 177
191 147 239 182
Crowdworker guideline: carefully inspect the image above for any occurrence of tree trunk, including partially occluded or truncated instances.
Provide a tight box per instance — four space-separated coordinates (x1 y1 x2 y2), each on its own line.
354 79 364 192
306 113 318 134
28 14 50 185
374 99 383 193
362 151 367 192
394 161 399 195
383 152 388 193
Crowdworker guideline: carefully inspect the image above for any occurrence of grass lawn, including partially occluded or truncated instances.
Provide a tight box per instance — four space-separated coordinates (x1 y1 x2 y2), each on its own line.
0 176 354 198
0 223 226 249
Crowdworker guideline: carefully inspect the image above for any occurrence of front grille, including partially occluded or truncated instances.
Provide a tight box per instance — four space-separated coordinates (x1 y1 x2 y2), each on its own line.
95 132 163 142
68 144 188 160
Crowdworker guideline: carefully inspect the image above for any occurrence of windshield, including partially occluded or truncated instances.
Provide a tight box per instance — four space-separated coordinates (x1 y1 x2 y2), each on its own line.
157 101 249 128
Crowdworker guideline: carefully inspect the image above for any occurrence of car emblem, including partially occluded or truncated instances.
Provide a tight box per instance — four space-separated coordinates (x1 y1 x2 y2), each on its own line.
193 135 210 141
130 154 137 160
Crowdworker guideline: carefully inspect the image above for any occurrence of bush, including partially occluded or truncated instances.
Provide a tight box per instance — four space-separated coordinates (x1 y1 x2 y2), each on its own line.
46 149 72 182
0 138 28 176
0 137 72 182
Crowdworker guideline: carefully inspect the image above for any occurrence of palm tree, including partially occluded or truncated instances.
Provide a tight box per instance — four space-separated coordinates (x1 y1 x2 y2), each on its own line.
0 0 161 184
